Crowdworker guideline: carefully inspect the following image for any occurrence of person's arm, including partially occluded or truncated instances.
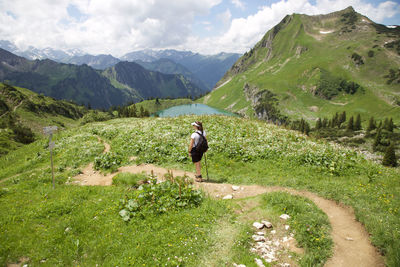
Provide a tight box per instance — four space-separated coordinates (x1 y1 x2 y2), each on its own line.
188 138 194 156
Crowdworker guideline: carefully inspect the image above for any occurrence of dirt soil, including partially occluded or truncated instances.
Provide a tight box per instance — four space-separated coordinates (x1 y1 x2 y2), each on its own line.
72 140 385 267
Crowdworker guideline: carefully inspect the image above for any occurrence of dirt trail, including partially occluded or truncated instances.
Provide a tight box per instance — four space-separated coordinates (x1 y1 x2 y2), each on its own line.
73 139 384 267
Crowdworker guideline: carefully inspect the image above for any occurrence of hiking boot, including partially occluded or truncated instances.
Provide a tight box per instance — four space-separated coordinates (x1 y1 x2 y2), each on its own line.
195 175 203 182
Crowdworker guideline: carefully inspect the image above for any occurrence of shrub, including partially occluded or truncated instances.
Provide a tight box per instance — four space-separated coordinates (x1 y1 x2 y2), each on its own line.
12 124 35 144
93 152 122 172
382 143 397 167
119 176 203 221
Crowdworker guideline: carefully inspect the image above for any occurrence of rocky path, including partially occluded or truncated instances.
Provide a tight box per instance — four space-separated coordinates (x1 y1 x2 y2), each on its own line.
73 139 384 267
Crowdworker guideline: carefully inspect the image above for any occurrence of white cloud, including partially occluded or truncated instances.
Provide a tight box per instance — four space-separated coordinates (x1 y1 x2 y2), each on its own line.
0 0 222 56
187 0 400 54
217 9 232 28
231 0 245 10
0 0 398 56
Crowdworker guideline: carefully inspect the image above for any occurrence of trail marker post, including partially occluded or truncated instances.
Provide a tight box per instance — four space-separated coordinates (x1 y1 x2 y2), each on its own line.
43 126 58 189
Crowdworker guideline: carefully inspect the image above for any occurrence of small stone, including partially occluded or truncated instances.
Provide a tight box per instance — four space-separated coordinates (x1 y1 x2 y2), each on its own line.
252 235 266 242
232 185 240 191
64 227 71 232
280 214 290 220
256 231 265 236
223 194 233 200
273 240 280 247
253 222 265 229
255 258 265 267
284 225 290 230
22 265 28 267
265 258 272 263
271 230 276 235
233 264 246 267
345 237 354 241
282 236 290 242
261 221 273 228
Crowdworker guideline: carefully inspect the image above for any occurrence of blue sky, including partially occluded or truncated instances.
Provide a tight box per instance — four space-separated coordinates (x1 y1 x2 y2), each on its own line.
0 0 399 56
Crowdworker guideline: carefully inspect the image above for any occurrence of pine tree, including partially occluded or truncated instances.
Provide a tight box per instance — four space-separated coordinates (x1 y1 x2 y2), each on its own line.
322 118 328 128
338 111 346 128
354 114 362 130
367 116 376 132
388 118 394 132
346 116 354 131
377 121 382 129
315 118 322 130
139 106 145 117
382 142 397 167
304 121 310 136
383 118 389 130
131 104 137 117
373 128 382 152
332 112 339 128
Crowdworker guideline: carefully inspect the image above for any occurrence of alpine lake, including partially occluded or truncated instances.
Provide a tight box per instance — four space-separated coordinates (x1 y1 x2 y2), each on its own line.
154 104 238 117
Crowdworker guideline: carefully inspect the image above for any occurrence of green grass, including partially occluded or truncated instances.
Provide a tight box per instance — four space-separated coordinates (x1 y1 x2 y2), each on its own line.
112 172 147 187
1 115 399 266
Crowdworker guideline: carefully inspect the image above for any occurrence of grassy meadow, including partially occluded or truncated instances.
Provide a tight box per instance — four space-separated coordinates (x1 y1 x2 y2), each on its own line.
0 115 399 266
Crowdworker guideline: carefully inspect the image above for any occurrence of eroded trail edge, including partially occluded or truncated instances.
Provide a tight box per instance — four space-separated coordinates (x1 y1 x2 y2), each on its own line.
73 141 384 267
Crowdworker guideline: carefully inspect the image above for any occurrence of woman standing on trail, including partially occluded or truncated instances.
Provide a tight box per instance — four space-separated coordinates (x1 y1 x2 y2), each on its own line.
188 121 206 182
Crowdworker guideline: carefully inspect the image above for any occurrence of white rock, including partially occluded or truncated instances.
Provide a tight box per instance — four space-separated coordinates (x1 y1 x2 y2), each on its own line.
284 225 290 230
233 264 246 267
255 258 265 267
253 222 265 229
232 185 240 191
274 240 280 247
256 231 265 236
282 236 290 242
271 230 276 235
345 237 354 241
22 265 28 267
252 235 266 242
261 221 273 228
64 227 71 232
280 214 290 220
223 194 233 200
265 258 272 263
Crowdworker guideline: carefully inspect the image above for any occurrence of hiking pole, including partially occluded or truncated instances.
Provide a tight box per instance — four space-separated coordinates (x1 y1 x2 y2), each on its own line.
204 153 209 180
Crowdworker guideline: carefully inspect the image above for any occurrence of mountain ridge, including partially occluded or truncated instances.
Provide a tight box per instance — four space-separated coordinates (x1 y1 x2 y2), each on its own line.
204 6 400 122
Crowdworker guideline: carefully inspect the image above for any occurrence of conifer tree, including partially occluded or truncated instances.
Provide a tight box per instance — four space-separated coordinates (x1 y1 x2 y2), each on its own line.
347 116 354 131
383 118 389 130
373 128 382 151
304 121 310 136
354 114 362 130
387 118 394 132
338 111 346 128
377 121 382 129
322 118 328 128
332 112 339 128
315 118 322 130
382 142 397 167
367 116 376 132
139 106 145 117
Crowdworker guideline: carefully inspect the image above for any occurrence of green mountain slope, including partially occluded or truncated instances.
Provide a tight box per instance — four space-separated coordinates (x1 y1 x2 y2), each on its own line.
103 61 204 100
0 83 90 155
0 49 206 109
203 7 400 123
134 58 209 91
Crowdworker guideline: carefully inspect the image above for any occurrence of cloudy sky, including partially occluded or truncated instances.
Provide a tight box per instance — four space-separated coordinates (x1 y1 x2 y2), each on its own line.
1 0 399 56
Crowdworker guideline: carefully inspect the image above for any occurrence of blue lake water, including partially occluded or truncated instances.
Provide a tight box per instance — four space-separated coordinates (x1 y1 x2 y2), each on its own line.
155 104 237 117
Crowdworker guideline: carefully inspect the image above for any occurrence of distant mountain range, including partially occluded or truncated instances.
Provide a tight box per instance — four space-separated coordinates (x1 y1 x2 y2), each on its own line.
0 48 204 108
203 7 400 122
0 41 241 91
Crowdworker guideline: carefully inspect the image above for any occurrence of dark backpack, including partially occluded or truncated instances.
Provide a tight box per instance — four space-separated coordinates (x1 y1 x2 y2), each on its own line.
196 132 208 153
